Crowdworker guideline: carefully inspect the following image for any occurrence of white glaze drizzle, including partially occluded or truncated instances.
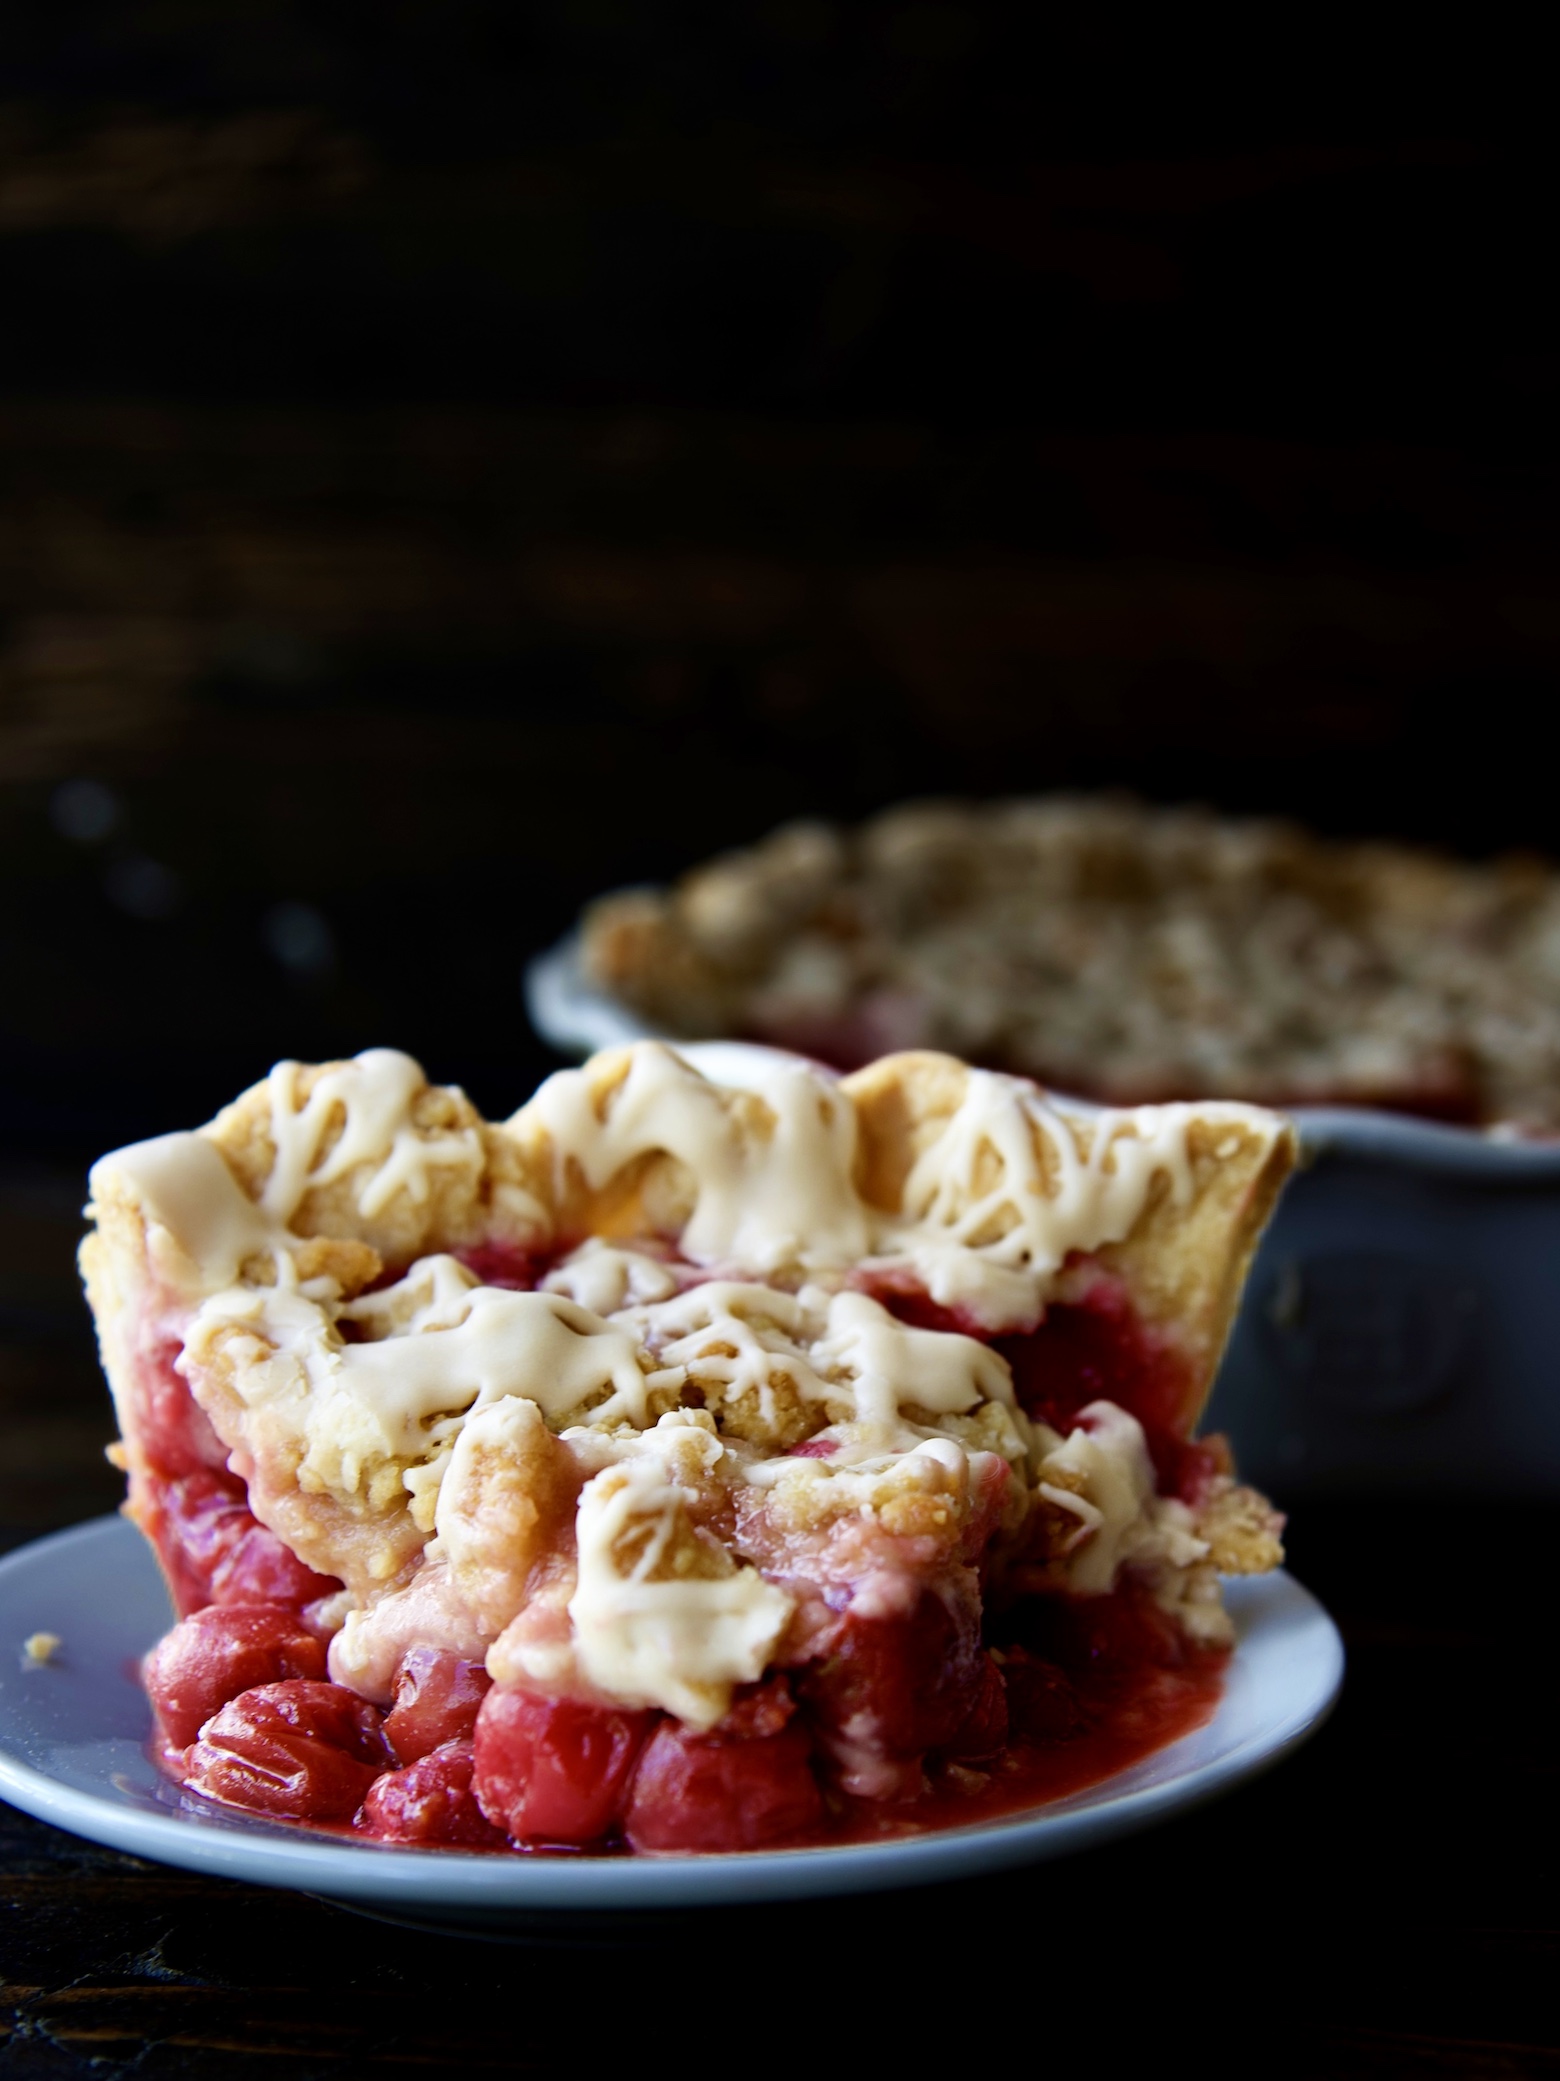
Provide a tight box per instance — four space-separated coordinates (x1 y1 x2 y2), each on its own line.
810 1289 1014 1425
614 1280 1019 1443
338 1253 480 1335
89 1133 275 1292
523 1042 871 1272
260 1051 483 1223
191 1272 650 1497
541 1238 681 1314
875 1071 1201 1328
89 1050 488 1300
624 1280 832 1426
1034 1402 1211 1595
569 1454 792 1728
521 1045 1267 1332
97 1041 1267 1335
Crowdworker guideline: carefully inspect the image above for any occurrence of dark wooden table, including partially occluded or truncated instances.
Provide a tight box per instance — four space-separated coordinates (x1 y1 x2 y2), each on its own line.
3 1163 1558 2079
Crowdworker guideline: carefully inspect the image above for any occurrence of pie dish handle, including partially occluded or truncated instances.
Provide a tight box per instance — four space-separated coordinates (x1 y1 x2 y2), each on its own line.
1209 1116 1560 1497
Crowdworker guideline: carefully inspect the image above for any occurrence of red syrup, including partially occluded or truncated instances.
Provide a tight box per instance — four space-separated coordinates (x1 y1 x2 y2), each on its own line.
826 1626 1226 1844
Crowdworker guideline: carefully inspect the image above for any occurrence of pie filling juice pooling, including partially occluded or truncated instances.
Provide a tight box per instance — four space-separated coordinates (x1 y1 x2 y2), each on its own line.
81 1043 1296 1854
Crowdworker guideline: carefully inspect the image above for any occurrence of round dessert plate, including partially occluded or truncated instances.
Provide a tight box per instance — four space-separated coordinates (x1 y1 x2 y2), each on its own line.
0 1516 1341 1929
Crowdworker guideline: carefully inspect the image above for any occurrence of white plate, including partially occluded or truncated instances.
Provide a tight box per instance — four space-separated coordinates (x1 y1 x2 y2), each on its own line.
0 1516 1342 1931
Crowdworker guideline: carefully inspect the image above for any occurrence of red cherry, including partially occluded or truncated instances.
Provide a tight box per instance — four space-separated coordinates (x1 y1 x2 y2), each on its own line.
143 1604 327 1748
357 1742 506 1847
384 1647 493 1764
625 1698 822 1853
472 1689 650 1846
180 1680 391 1822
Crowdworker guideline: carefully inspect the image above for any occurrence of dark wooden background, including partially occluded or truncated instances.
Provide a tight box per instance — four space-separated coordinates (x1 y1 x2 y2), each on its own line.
5 4 1560 1151
4 8 1559 2072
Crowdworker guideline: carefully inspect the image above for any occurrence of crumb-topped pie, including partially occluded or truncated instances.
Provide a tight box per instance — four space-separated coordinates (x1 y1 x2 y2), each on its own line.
82 1041 1294 1853
581 796 1560 1129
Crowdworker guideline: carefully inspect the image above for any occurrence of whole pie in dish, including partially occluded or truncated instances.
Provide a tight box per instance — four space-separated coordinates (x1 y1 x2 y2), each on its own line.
82 1041 1294 1854
580 796 1560 1129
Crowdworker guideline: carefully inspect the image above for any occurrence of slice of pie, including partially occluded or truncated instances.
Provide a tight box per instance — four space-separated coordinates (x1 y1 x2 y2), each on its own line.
82 1041 1295 1852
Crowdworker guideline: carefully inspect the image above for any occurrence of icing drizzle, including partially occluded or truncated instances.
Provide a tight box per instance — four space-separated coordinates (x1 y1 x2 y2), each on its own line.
261 1052 483 1223
524 1042 872 1272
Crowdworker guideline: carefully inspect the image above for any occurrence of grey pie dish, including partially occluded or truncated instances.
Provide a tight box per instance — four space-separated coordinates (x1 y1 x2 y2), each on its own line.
528 935 1560 1499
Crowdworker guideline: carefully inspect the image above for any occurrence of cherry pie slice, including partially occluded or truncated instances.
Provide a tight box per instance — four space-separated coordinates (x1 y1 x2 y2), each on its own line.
82 1041 1294 1852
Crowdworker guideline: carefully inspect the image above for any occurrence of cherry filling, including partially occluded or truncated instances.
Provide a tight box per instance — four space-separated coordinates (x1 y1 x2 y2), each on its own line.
384 1645 492 1764
624 1678 823 1852
472 1688 653 1846
157 1579 1223 1850
131 1332 227 1478
139 1269 1232 1852
359 1743 507 1848
129 1332 340 1619
800 1584 987 1790
142 1468 341 1618
452 1243 545 1291
862 1268 1225 1505
144 1603 328 1748
181 1680 393 1822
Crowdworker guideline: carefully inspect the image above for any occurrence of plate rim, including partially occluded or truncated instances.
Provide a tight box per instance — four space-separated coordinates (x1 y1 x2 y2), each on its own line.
1 1515 1344 1911
525 932 1560 1182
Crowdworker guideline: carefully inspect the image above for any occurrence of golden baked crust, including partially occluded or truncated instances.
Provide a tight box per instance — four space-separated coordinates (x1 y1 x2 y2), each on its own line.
207 1061 548 1265
845 1050 1296 1433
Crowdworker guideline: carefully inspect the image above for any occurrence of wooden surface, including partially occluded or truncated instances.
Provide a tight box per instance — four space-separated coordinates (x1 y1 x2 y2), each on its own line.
4 1162 1560 2078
